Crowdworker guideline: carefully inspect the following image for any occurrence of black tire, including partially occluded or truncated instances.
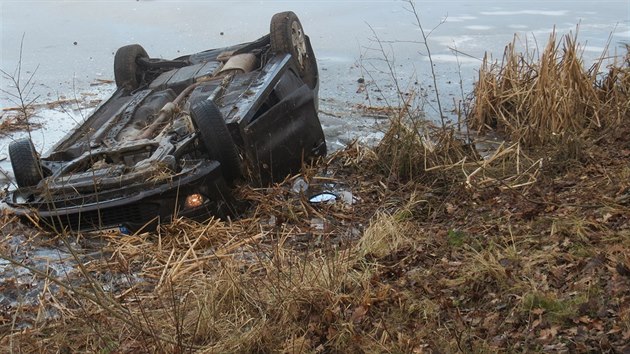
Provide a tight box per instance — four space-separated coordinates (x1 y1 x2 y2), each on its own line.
114 44 149 91
9 138 43 188
270 11 318 89
190 100 242 183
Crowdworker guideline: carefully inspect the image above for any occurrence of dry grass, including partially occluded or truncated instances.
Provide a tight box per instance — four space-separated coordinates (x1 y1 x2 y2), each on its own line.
0 110 41 135
3 133 630 352
2 31 630 353
371 106 476 183
468 29 630 146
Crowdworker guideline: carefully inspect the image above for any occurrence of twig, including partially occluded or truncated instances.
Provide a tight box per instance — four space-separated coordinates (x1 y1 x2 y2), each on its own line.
407 0 447 128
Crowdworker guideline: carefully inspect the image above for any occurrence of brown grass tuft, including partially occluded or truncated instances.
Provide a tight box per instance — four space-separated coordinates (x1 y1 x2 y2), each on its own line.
372 106 477 183
468 28 630 146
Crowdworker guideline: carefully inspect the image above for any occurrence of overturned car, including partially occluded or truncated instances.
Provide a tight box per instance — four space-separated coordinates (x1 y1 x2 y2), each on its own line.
5 11 326 233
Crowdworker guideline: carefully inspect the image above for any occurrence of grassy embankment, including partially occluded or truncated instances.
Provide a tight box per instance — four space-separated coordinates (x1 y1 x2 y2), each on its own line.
1 30 629 352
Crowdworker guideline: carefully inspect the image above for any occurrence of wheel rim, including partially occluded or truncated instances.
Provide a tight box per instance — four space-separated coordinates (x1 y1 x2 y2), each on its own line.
290 21 307 68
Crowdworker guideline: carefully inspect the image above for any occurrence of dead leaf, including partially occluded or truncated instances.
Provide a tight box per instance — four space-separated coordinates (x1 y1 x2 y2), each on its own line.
350 305 369 323
600 213 613 222
576 315 591 324
531 308 545 315
606 326 622 335
531 319 541 329
327 327 338 340
483 313 499 329
539 326 559 341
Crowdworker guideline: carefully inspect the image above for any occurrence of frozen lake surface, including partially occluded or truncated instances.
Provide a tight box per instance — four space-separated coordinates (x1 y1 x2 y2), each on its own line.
1 0 629 184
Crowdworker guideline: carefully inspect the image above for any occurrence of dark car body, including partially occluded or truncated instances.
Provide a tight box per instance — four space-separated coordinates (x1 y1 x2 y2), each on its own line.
5 12 326 233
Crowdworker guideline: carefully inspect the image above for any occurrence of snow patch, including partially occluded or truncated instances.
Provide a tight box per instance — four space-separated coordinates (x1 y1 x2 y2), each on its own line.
444 15 477 22
427 54 482 65
432 35 476 48
465 25 494 31
481 10 568 16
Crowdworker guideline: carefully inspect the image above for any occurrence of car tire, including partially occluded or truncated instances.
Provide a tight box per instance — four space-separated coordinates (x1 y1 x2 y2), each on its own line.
114 44 149 91
190 100 242 184
270 11 318 89
9 138 43 188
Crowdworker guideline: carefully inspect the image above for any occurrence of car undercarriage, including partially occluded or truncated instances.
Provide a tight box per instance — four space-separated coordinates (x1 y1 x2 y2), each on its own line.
5 11 326 233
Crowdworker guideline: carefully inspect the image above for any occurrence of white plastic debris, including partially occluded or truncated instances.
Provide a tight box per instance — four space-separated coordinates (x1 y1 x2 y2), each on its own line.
291 177 309 193
309 192 337 204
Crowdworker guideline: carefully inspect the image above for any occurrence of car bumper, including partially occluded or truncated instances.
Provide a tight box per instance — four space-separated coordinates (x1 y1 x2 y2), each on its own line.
6 161 233 233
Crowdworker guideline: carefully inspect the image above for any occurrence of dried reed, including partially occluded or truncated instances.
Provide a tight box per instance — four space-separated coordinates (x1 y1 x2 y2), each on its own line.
373 105 476 183
468 29 630 146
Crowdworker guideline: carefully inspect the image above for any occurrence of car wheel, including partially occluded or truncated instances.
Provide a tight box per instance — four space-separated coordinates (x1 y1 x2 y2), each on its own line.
190 100 242 184
114 44 149 91
9 138 44 188
270 11 318 89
